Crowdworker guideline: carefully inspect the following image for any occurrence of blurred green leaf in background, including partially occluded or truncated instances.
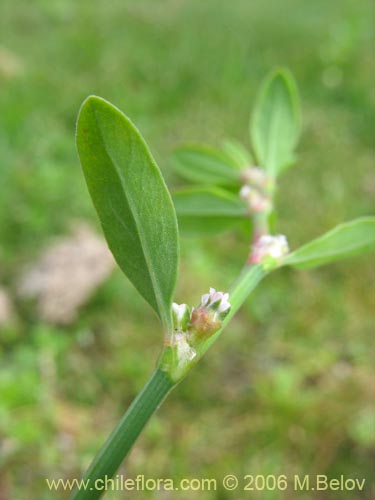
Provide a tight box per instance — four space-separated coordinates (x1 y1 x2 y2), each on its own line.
173 187 249 235
285 217 375 269
251 68 301 176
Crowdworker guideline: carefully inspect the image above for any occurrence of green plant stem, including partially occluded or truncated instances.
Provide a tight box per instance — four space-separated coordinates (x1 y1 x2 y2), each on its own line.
228 264 266 316
71 369 175 500
200 263 266 355
252 212 269 242
72 265 267 499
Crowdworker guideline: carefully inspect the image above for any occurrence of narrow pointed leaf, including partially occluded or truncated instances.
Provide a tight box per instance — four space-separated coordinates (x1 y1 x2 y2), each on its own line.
251 68 301 176
283 217 375 269
76 96 179 330
173 187 249 235
173 145 241 186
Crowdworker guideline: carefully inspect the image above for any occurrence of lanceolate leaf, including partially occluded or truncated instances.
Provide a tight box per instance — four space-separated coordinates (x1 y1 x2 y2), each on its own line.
251 68 301 177
76 96 179 330
173 145 241 186
283 217 375 269
173 187 249 235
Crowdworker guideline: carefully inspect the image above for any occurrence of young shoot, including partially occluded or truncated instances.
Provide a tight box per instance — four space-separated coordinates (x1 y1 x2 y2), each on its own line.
72 68 375 499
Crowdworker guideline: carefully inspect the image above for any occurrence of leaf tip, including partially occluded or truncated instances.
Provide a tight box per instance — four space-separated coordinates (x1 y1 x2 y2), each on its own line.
77 95 110 120
76 95 121 151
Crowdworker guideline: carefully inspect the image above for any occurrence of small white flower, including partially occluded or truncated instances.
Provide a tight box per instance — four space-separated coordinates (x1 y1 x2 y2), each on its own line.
172 302 187 320
239 184 252 201
217 294 230 314
200 293 210 307
172 302 191 332
250 234 289 264
199 288 231 320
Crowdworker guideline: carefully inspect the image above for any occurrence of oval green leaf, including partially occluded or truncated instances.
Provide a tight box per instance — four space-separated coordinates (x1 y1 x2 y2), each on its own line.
251 68 301 177
173 145 241 186
283 217 375 269
76 96 179 330
173 187 249 235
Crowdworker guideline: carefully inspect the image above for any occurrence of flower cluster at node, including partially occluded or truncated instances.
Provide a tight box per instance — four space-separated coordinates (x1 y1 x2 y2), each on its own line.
200 288 231 319
239 185 271 213
171 289 231 345
164 291 231 379
190 288 231 338
241 166 270 188
250 234 289 265
239 166 273 214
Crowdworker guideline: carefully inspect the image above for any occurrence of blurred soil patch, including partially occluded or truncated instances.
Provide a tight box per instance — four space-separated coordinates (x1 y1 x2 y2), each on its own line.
18 224 114 324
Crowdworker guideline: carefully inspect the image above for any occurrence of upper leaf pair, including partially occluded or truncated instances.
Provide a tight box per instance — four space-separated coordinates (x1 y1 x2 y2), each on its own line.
172 68 300 235
173 141 253 234
173 144 243 187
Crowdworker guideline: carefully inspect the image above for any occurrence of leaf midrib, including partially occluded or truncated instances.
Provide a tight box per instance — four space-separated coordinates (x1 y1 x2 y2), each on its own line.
266 90 282 174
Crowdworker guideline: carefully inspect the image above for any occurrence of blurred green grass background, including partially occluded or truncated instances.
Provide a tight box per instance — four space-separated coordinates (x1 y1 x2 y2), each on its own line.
0 0 374 498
